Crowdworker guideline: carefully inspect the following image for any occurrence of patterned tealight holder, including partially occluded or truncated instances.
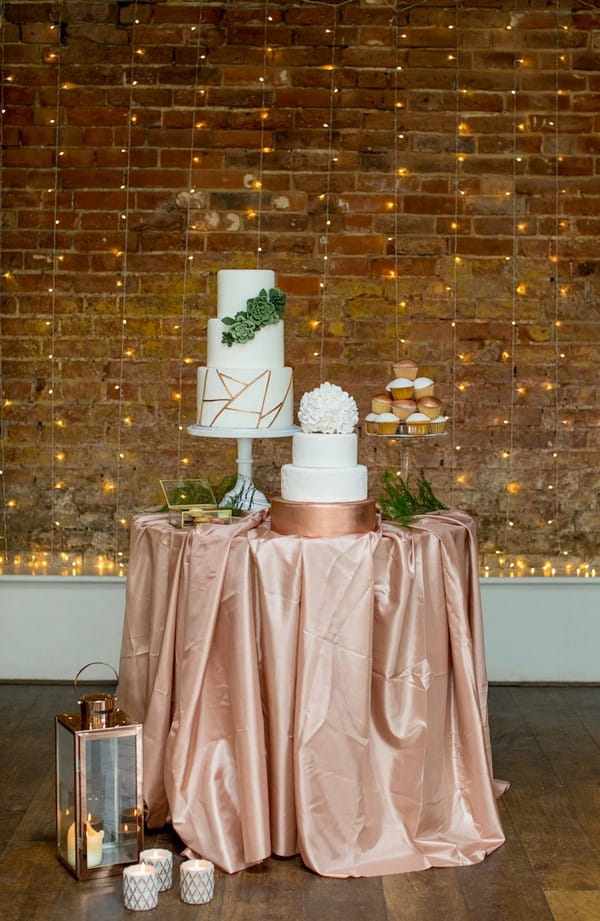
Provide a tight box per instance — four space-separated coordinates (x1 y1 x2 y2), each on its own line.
123 863 159 911
180 859 215 905
139 848 173 891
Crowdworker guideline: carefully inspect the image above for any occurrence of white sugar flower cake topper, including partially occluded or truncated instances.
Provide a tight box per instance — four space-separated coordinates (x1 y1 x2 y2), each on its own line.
298 382 358 434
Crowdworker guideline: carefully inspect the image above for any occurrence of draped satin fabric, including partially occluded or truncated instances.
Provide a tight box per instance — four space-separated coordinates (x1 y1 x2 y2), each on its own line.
117 509 507 877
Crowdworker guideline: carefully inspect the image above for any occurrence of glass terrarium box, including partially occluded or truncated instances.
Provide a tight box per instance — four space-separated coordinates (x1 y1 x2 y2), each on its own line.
55 710 143 880
160 478 232 528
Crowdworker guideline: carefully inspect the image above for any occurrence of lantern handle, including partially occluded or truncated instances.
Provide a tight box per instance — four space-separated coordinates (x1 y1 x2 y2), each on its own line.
74 661 119 697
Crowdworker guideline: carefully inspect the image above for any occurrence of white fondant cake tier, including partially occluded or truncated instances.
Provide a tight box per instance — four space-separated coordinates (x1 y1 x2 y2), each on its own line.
206 318 284 368
281 463 368 502
292 432 357 468
197 366 293 428
216 269 275 319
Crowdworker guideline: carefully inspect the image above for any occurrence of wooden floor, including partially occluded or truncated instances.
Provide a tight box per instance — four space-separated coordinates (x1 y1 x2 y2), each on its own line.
0 684 599 921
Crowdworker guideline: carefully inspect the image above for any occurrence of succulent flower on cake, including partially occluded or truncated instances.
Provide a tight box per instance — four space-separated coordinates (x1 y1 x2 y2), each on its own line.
298 382 358 435
221 287 285 347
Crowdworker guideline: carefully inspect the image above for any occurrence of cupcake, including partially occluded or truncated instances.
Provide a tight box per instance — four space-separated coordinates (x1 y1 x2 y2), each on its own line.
405 411 431 435
371 392 392 414
386 377 414 399
365 412 378 434
429 415 447 433
413 376 434 398
374 412 399 435
416 395 444 420
391 398 416 421
392 358 418 381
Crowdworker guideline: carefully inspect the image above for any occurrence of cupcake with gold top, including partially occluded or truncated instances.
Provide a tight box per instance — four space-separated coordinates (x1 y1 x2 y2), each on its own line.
416 395 444 420
371 392 392 414
392 358 418 381
374 412 399 435
391 398 416 421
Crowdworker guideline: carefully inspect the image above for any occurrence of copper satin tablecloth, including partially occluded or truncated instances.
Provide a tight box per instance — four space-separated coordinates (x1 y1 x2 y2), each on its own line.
117 509 507 877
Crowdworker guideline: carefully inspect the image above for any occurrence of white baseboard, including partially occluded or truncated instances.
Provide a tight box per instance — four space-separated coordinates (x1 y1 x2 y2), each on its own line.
480 578 600 683
0 576 126 683
1 576 598 683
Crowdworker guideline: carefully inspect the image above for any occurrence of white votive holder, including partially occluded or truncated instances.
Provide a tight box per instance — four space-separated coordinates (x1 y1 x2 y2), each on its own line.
180 858 215 905
139 848 173 891
123 863 159 911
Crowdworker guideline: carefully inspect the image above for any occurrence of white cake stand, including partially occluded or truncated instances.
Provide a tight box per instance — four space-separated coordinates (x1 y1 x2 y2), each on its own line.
187 424 298 511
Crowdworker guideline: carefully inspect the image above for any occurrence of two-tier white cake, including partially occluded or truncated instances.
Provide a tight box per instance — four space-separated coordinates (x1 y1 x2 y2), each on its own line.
196 269 293 429
271 383 377 537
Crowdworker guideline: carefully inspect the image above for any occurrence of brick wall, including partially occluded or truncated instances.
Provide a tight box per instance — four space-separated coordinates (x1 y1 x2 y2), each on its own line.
1 0 599 575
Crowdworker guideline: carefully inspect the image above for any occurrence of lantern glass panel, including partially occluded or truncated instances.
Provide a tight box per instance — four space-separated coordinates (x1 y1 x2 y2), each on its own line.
56 719 76 867
81 733 139 867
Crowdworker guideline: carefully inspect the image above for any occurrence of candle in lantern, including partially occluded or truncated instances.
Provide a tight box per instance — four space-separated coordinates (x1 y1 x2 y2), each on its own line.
123 863 159 911
65 820 104 868
66 822 76 867
86 821 104 868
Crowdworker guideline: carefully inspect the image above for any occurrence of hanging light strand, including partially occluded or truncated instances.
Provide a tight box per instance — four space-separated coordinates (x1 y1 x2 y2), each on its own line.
550 1 563 555
254 0 271 265
502 9 520 552
0 0 8 564
175 3 207 471
392 9 402 360
449 3 460 504
317 6 339 382
48 7 65 563
112 4 140 571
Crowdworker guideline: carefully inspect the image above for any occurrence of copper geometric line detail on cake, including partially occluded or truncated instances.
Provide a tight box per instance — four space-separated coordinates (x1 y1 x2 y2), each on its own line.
203 369 290 427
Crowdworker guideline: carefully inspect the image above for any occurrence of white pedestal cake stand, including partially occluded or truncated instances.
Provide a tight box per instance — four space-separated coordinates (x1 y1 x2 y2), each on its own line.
187 424 298 511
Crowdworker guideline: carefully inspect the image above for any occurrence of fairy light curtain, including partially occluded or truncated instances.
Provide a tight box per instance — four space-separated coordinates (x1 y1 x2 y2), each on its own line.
0 0 598 577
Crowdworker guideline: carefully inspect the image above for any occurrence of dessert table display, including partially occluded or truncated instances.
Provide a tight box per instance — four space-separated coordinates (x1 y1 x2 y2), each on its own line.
117 508 507 878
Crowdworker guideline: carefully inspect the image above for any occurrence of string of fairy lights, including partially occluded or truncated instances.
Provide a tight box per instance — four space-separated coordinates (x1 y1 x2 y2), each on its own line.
1 1 598 576
500 4 521 553
315 4 340 382
47 10 64 565
449 6 460 505
254 0 272 266
549 1 566 562
0 1 7 564
174 2 209 474
108 6 138 573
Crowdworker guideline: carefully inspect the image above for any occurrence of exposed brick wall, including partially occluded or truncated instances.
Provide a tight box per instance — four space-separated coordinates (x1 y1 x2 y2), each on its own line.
1 0 599 574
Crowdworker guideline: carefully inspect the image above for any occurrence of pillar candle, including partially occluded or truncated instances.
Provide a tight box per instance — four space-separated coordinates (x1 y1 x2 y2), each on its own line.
123 864 159 911
180 859 215 905
66 821 104 868
85 822 104 868
139 848 173 891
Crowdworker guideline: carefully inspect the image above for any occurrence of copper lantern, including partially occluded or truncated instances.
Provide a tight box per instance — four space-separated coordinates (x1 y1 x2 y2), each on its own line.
55 663 144 880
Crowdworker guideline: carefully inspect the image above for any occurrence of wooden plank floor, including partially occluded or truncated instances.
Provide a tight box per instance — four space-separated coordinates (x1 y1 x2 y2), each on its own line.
0 684 598 920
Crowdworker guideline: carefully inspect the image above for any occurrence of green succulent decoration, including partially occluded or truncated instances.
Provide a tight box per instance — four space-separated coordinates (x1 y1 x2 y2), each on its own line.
379 469 447 527
221 287 286 347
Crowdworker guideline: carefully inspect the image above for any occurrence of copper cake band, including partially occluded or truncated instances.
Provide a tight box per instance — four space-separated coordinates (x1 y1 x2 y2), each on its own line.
270 498 377 538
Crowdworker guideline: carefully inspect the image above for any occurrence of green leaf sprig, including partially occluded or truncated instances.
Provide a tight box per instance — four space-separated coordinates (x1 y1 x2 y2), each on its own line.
378 469 447 527
221 287 286 347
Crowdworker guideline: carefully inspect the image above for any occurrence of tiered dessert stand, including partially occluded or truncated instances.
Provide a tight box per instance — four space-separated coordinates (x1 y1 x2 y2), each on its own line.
187 424 298 510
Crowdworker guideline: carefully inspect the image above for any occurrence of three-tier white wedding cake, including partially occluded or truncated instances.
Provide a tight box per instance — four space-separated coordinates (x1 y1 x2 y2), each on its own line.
196 269 293 429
